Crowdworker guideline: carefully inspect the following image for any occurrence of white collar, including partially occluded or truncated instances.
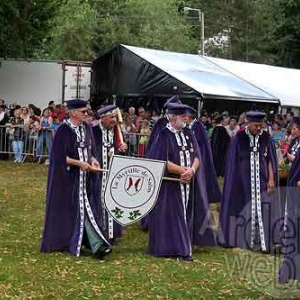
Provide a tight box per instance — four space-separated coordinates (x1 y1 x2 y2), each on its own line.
0 111 5 122
167 123 181 134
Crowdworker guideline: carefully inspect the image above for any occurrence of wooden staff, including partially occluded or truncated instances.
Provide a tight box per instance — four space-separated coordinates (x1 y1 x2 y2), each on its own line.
90 167 182 182
115 107 124 146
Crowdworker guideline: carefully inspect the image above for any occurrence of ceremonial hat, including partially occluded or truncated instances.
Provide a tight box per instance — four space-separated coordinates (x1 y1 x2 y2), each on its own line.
292 116 300 126
185 106 197 117
246 111 266 123
66 99 87 110
97 104 117 116
167 103 189 115
163 95 182 108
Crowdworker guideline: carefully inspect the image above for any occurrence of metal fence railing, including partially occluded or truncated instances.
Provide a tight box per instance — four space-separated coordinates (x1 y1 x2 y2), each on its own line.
0 125 149 163
0 125 51 163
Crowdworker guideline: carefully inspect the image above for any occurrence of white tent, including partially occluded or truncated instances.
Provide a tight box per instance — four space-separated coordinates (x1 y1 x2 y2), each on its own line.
206 57 300 108
123 45 278 103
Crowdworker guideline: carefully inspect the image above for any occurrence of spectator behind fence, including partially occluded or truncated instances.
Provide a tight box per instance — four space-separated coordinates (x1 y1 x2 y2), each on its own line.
20 107 30 126
0 104 9 160
128 107 137 124
135 107 145 131
53 104 66 122
138 120 150 157
271 121 285 143
10 109 25 163
122 115 137 154
36 108 53 164
28 104 41 117
50 116 61 137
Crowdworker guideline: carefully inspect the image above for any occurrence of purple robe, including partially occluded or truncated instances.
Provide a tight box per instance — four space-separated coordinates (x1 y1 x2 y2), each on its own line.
92 124 123 240
218 129 281 253
279 151 300 283
146 116 168 154
191 120 222 203
41 123 109 256
141 116 168 231
211 126 230 177
147 126 216 257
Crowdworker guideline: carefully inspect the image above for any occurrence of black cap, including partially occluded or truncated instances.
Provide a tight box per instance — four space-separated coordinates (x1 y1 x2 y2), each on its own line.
246 111 266 123
66 99 87 110
163 95 182 108
97 104 117 116
167 103 189 115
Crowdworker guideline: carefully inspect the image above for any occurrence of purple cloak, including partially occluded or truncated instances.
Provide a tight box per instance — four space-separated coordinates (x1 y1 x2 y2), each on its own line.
218 129 281 253
191 120 222 203
41 124 109 256
146 116 168 154
147 126 216 257
92 125 123 240
141 116 168 231
278 151 300 283
211 126 230 177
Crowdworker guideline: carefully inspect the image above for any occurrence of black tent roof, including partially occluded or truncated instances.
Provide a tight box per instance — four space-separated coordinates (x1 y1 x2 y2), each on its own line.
91 44 279 105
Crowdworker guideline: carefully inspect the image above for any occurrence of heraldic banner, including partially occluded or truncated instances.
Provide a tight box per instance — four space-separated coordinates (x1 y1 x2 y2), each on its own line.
104 155 166 226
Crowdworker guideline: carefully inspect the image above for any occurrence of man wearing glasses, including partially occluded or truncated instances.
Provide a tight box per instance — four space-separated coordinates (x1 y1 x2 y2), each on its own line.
41 99 111 259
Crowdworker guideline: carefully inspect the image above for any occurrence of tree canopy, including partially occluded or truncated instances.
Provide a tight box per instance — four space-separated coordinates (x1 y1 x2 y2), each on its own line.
1 0 299 68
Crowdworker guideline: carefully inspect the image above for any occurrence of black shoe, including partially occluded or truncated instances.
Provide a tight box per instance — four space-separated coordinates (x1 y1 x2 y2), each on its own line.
182 256 193 262
94 246 112 259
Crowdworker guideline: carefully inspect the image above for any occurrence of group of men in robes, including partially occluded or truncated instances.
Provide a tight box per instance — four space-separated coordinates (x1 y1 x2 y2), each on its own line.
40 96 300 283
41 99 127 259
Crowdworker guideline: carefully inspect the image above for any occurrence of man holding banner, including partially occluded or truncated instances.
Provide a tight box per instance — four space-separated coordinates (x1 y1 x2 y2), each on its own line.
41 99 111 259
147 103 216 262
92 105 128 243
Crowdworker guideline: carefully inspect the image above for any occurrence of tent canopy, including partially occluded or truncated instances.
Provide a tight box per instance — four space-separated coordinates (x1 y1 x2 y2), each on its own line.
207 57 300 108
91 44 278 105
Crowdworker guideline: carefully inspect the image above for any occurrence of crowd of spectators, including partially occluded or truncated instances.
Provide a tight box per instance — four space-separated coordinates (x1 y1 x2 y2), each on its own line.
0 98 299 165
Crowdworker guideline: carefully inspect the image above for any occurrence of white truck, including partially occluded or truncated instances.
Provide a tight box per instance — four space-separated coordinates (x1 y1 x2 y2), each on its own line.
0 59 91 109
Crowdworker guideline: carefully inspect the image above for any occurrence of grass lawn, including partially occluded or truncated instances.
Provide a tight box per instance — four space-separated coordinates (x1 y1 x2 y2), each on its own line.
0 161 298 299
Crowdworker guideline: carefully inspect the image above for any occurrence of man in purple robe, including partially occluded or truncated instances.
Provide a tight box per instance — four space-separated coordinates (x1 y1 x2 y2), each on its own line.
147 103 216 261
219 111 281 253
185 106 222 203
211 115 231 177
41 99 111 258
279 121 300 283
141 95 181 231
92 105 127 243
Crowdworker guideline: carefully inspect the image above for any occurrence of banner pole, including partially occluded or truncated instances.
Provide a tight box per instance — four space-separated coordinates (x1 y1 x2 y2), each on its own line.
90 168 183 183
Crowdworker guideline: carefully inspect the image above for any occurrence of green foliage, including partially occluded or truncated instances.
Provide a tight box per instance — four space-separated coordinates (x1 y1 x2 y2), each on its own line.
0 0 300 68
46 0 98 60
93 0 197 55
0 0 59 58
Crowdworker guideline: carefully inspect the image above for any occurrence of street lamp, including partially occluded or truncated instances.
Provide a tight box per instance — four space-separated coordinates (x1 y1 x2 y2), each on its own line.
183 6 205 56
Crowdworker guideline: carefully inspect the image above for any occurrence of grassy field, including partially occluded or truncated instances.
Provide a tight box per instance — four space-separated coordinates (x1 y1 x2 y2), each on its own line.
0 161 298 299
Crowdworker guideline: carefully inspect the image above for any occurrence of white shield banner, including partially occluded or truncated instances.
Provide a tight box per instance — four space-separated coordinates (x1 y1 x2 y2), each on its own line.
104 155 166 226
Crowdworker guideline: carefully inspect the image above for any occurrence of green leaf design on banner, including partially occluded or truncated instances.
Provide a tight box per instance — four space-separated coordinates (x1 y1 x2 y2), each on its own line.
111 207 124 219
128 210 142 221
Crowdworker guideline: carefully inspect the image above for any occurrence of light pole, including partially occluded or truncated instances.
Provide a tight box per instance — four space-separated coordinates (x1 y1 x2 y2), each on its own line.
183 6 205 55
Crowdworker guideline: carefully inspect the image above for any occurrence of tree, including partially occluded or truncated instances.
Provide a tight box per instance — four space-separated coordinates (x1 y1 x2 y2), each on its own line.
92 0 197 56
46 0 98 60
276 0 300 68
0 0 59 58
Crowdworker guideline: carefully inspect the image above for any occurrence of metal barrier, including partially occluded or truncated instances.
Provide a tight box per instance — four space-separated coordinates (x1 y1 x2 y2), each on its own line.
123 132 150 158
0 125 51 163
0 125 149 163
